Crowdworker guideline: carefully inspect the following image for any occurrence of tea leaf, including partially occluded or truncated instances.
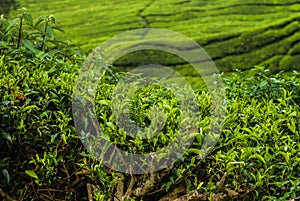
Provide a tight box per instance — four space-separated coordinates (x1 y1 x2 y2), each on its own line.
35 15 46 26
22 39 37 53
5 18 20 32
25 170 38 179
23 12 33 25
2 169 10 183
47 25 54 40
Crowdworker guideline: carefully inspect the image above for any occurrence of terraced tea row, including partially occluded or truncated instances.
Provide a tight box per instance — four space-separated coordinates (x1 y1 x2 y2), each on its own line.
16 0 300 73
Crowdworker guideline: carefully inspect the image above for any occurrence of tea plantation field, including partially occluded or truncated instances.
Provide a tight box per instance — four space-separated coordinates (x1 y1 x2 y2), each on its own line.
1 1 300 201
15 0 300 73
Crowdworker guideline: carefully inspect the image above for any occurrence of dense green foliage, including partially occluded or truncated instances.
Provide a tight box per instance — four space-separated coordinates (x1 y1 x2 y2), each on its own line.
17 0 300 73
1 7 300 201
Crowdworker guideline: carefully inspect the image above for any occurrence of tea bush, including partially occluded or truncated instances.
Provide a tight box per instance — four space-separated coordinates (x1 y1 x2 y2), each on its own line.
0 10 87 200
82 66 299 201
1 11 300 201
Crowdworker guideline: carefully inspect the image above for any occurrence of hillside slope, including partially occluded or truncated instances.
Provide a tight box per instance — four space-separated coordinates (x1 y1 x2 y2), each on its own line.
17 0 300 72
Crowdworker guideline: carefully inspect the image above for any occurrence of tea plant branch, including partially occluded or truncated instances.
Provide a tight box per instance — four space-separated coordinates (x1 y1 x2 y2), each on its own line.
62 164 83 184
30 180 39 200
122 166 136 200
17 15 22 49
40 15 55 51
133 164 173 197
173 190 206 201
158 185 186 201
0 188 16 201
40 17 48 51
71 174 85 188
114 180 124 201
37 188 67 193
289 196 300 201
146 164 191 198
158 171 251 201
216 172 227 192
62 162 72 190
39 193 52 201
87 183 93 201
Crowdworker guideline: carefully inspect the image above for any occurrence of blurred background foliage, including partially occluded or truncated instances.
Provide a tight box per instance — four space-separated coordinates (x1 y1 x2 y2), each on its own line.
0 0 18 15
11 0 300 74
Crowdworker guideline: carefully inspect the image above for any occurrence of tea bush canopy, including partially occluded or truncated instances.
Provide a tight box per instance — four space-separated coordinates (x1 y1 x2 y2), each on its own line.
0 1 300 201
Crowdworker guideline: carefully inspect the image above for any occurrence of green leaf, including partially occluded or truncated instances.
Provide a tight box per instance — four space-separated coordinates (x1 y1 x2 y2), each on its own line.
156 153 167 163
2 169 10 183
51 133 59 143
21 104 39 112
47 25 54 40
48 15 56 23
287 121 296 133
25 170 38 179
98 100 111 106
23 12 33 25
0 15 9 27
289 111 297 117
2 132 12 142
22 39 37 53
249 153 266 165
259 80 268 88
47 66 57 74
106 122 115 129
34 15 46 27
186 148 202 155
52 26 64 33
5 18 20 32
165 181 172 192
241 127 252 134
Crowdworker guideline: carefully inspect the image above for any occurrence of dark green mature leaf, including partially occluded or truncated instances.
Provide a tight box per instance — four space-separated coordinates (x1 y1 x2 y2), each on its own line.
5 17 20 32
23 12 33 25
52 26 64 33
34 15 46 27
46 25 54 40
2 169 10 183
22 39 37 53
